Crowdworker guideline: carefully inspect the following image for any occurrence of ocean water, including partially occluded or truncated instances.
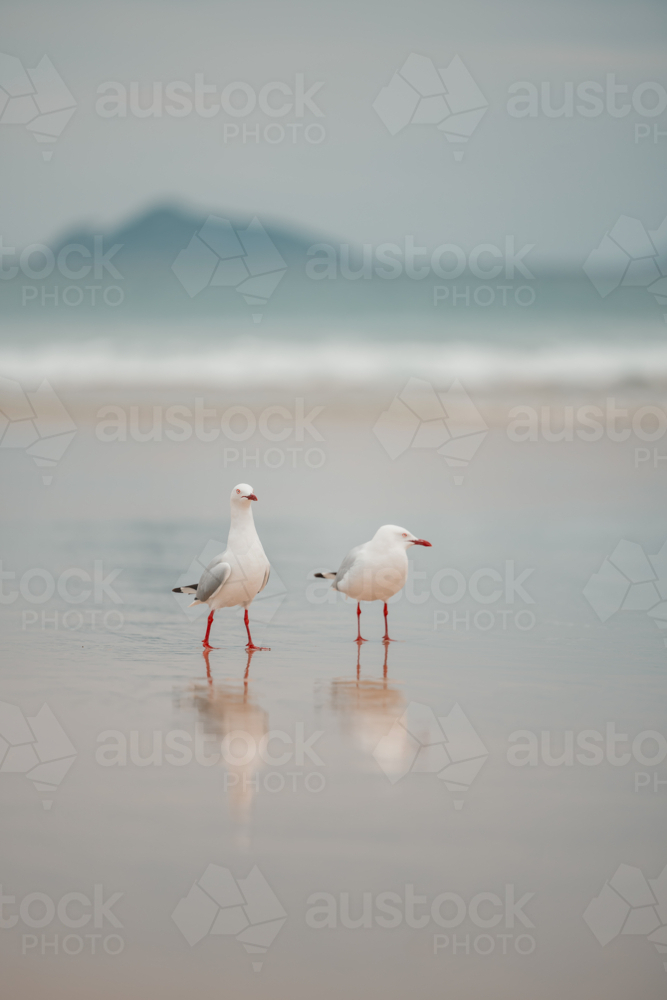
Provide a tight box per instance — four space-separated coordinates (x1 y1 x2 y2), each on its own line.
1 271 667 390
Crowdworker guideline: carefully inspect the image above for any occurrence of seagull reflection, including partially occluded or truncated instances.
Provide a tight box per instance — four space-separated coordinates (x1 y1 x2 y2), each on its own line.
329 643 408 765
186 647 268 829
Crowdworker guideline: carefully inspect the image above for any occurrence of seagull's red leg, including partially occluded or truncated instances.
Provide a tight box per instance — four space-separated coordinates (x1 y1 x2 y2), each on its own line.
202 610 216 649
382 602 397 642
244 608 270 651
355 602 367 643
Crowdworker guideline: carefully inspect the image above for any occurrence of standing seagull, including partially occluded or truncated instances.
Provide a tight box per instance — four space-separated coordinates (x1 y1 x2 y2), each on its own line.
173 483 271 650
315 525 432 642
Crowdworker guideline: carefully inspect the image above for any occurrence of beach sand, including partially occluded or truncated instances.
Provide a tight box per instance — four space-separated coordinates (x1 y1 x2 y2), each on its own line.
1 381 666 999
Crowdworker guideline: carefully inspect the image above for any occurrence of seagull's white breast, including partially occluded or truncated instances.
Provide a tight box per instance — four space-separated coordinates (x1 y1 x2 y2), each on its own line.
207 512 270 610
337 545 408 602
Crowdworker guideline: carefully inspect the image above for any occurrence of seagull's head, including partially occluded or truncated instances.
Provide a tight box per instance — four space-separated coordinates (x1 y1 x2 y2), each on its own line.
374 524 432 549
231 483 258 504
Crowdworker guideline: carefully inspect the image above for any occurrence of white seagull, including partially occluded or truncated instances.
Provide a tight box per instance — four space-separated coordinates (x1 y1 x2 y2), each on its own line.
173 483 271 650
315 525 432 642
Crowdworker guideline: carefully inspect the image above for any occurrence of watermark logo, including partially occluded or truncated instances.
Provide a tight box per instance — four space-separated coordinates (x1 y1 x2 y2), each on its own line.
95 397 326 468
506 399 667 460
507 723 667 787
305 882 536 956
584 863 667 971
373 377 487 484
583 215 667 320
94 73 325 146
372 701 488 808
173 539 287 625
373 53 488 161
0 701 76 809
305 235 536 310
506 75 667 145
0 376 76 484
172 864 286 970
310 560 536 633
0 235 124 308
1 559 124 633
0 54 76 160
583 539 667 643
0 884 124 957
171 215 287 322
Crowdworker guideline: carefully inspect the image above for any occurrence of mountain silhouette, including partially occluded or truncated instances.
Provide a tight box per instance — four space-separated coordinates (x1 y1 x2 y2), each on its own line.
54 203 325 269
37 203 333 319
0 203 648 333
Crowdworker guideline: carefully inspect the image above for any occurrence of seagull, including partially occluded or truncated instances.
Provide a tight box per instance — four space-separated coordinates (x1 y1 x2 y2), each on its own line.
173 483 271 651
315 525 432 642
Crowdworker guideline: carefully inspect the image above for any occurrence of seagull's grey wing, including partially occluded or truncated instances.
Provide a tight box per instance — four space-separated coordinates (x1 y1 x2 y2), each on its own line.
196 557 232 603
258 565 270 593
333 545 363 591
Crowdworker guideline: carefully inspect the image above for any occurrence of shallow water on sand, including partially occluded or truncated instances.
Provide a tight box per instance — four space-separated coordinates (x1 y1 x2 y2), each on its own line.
1 395 666 999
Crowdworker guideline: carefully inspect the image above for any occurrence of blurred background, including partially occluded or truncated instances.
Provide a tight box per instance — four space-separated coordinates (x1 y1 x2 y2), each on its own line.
1 0 666 387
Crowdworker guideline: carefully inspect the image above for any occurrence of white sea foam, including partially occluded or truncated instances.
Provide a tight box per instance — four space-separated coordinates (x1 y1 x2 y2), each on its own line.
2 335 667 390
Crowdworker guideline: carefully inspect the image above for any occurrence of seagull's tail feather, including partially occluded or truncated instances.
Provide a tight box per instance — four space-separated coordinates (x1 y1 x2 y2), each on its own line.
173 585 198 594
315 572 336 580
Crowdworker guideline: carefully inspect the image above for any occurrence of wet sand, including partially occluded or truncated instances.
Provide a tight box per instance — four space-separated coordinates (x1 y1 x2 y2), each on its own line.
1 383 666 999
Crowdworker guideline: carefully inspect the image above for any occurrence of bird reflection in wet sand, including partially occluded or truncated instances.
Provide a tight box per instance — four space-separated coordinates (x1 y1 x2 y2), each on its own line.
185 648 268 837
329 643 408 768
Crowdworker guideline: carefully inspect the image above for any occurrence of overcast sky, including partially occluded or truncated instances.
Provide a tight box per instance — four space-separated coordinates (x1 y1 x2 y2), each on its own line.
4 0 667 259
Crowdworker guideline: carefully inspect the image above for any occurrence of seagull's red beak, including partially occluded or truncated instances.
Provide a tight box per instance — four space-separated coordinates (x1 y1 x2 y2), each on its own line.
412 538 432 546
245 494 258 501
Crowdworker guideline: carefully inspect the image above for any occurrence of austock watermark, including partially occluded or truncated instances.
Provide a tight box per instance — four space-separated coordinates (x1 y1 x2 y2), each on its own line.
0 235 124 308
171 215 288 322
584 864 667 972
305 235 536 309
308 560 537 634
508 724 667 794
95 73 326 146
583 539 667 644
306 883 536 957
0 560 124 633
95 721 326 793
0 700 77 810
372 52 666 161
172 540 287 629
373 377 488 485
507 75 667 141
0 884 124 957
371 378 667 485
0 376 76 485
172 864 286 972
371 701 489 809
96 397 326 468
0 53 76 161
507 398 667 469
583 214 667 321
373 52 488 161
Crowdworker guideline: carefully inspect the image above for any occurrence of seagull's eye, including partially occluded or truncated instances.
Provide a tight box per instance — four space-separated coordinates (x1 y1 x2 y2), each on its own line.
402 533 407 537
236 489 240 493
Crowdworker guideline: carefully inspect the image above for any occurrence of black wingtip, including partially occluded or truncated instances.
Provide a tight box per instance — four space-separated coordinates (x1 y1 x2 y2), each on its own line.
314 573 324 579
172 587 182 593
